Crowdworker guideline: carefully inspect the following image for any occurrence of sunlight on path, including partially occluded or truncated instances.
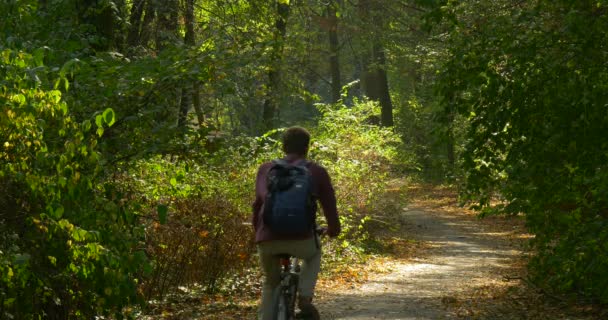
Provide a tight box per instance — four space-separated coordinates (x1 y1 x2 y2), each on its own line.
317 209 522 320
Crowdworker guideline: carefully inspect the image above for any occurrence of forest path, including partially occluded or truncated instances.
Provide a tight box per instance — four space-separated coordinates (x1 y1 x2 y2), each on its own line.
318 207 520 319
315 184 538 319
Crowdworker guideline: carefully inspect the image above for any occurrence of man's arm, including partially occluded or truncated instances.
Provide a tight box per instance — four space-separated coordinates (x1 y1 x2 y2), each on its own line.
252 163 271 230
315 166 340 237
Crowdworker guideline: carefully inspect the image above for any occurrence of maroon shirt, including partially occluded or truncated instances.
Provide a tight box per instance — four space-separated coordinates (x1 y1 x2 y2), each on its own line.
252 155 340 242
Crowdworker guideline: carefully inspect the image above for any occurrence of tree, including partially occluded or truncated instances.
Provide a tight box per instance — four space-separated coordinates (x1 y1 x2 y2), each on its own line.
359 0 394 127
436 0 608 302
327 0 342 103
127 0 146 47
262 0 291 131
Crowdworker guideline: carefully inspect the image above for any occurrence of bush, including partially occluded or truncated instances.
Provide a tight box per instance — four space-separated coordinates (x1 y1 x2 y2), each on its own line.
0 49 147 319
436 1 608 303
144 195 252 298
127 99 411 303
311 100 413 257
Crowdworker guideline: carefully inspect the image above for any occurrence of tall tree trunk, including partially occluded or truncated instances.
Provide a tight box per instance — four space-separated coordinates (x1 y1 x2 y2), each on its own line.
178 0 197 129
372 42 393 127
155 0 178 51
262 1 290 131
446 104 455 168
127 0 146 46
178 90 191 129
192 87 205 127
140 0 156 46
78 0 116 51
359 0 394 127
327 1 341 103
184 0 205 127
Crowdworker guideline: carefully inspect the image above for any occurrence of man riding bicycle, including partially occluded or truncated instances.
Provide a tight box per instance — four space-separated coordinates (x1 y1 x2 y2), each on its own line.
252 126 340 320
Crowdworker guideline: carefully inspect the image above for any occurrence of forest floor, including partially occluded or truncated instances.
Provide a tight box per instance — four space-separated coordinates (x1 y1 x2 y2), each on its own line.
314 183 604 320
139 182 606 320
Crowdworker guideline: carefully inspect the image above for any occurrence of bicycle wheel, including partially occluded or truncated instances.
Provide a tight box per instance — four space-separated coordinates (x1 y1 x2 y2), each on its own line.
288 275 298 315
272 286 289 320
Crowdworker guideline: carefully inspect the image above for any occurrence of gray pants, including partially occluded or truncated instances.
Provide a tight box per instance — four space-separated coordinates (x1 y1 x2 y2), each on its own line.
257 237 321 320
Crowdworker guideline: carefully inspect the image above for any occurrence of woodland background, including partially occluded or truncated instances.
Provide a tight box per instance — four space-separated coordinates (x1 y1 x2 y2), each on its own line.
1 0 607 318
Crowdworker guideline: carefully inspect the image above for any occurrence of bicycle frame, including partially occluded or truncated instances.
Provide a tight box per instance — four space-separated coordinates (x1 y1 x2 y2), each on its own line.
274 256 300 320
272 229 325 320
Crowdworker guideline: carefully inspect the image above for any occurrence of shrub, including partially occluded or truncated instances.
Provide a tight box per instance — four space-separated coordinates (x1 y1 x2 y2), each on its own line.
0 49 147 319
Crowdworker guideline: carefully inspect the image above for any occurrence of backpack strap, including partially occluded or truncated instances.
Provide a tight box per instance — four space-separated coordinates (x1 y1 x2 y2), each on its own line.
272 159 289 166
275 158 309 167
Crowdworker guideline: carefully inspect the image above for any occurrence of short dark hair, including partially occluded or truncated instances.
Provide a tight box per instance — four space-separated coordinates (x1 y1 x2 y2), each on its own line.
282 126 310 155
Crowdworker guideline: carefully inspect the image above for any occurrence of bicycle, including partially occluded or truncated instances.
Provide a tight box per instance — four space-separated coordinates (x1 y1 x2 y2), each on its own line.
272 254 301 320
272 229 325 320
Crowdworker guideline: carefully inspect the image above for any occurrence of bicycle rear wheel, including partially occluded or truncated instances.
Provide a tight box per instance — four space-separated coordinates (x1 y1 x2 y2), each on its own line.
272 287 289 320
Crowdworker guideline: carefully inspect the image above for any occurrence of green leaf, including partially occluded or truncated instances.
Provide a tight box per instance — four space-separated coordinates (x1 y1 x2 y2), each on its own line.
95 114 104 128
11 94 26 106
170 177 177 187
53 206 64 219
157 205 168 225
33 47 47 67
82 120 92 132
103 108 116 127
72 229 88 242
60 102 68 115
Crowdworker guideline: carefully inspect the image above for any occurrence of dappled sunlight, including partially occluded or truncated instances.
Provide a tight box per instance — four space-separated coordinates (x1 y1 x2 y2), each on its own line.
319 182 547 319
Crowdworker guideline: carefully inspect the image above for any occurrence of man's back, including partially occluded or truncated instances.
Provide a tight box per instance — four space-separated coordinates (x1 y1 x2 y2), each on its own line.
252 157 340 242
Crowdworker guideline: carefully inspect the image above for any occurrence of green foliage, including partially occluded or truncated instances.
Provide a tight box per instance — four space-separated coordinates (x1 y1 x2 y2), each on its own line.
311 100 413 257
121 152 259 299
435 0 608 303
0 49 147 319
117 99 408 303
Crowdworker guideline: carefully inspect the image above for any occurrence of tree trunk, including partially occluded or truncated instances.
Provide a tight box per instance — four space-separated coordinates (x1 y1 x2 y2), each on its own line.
178 89 191 129
127 0 146 46
192 85 205 127
178 0 197 129
77 0 116 51
373 43 393 127
327 1 341 103
446 105 455 168
359 0 394 127
140 0 156 46
155 0 178 51
262 1 290 131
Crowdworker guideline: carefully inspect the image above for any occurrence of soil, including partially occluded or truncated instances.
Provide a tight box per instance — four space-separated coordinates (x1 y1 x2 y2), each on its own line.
314 184 603 320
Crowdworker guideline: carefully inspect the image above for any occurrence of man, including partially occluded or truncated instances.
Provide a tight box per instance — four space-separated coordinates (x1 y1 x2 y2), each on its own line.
252 126 340 320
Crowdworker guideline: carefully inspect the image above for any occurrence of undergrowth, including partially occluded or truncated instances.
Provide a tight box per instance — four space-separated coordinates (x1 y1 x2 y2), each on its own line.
123 99 415 316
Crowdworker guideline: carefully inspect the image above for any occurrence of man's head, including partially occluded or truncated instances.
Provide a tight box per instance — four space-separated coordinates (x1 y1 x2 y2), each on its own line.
282 126 310 156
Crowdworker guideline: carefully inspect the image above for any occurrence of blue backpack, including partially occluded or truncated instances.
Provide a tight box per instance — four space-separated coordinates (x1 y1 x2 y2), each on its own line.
263 159 316 235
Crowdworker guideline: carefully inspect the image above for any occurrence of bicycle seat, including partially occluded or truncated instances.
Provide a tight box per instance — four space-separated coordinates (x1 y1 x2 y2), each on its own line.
276 253 291 259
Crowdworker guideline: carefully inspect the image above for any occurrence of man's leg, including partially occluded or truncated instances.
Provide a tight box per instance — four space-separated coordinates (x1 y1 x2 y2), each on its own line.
257 244 281 320
297 238 321 299
257 238 321 319
296 238 321 318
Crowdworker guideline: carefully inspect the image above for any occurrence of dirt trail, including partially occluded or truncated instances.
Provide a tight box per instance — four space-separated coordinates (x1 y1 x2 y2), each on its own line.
139 185 603 319
316 193 525 319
